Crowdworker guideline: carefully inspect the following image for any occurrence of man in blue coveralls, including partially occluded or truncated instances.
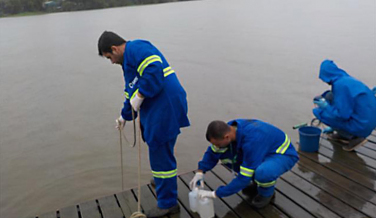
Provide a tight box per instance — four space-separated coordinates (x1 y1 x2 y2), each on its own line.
98 31 190 217
190 119 299 208
313 60 376 151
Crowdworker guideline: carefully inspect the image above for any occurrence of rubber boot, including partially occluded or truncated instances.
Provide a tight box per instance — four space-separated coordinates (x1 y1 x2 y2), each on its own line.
145 204 180 218
251 193 275 209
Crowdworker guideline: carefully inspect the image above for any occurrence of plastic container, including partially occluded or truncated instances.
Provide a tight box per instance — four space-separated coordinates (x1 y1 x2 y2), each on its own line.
299 126 322 152
189 188 215 218
189 188 198 212
198 197 214 218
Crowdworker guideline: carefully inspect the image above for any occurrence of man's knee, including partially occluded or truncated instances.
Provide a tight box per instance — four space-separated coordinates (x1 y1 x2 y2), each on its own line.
254 165 278 183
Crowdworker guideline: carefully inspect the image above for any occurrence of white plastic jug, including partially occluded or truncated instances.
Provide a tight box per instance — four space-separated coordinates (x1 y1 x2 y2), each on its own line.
189 187 215 218
198 197 214 218
189 188 199 212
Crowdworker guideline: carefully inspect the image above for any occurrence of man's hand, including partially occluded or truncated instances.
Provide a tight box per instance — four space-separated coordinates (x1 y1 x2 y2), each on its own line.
189 172 204 189
116 116 126 130
130 92 144 112
313 98 328 108
197 190 216 199
323 126 333 134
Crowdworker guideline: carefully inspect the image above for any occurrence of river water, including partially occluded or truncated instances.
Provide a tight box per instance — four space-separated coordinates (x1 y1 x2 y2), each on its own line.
0 0 375 217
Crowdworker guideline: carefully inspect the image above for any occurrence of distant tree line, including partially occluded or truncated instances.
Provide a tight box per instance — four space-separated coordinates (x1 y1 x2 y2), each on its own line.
0 0 190 17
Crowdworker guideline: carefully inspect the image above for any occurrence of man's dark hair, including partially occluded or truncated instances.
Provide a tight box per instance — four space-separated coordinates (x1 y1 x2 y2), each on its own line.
98 31 126 56
206 120 231 141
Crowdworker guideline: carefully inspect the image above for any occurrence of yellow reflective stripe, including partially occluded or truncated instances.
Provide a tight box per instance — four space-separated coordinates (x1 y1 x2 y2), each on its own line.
276 134 290 154
124 91 129 99
131 89 139 100
280 137 291 154
137 55 162 76
240 166 254 177
163 66 172 72
211 144 228 153
220 159 232 164
163 66 175 77
152 169 177 179
255 180 276 187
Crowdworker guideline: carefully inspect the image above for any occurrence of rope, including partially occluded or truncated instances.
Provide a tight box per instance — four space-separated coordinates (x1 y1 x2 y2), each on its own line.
129 109 146 218
119 109 138 190
119 128 124 191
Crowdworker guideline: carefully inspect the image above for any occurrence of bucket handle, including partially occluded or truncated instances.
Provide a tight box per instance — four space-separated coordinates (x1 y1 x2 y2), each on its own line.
292 118 321 130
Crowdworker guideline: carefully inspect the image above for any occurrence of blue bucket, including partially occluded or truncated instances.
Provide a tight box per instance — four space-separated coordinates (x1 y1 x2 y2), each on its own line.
298 126 322 152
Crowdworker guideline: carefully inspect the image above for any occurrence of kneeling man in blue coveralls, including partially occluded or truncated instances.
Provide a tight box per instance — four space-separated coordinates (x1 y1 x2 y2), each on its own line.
190 119 299 208
313 60 376 151
98 31 190 217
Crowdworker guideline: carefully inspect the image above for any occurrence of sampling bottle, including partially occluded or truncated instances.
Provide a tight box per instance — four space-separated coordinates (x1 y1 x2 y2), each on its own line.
198 196 214 218
189 187 199 212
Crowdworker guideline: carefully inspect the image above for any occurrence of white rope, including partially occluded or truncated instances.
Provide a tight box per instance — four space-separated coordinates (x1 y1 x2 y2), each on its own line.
130 109 146 218
119 109 138 190
119 128 124 191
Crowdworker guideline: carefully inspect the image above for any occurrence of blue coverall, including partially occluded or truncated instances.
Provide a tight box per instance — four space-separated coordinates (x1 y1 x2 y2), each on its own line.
313 60 376 138
121 40 190 209
198 119 299 197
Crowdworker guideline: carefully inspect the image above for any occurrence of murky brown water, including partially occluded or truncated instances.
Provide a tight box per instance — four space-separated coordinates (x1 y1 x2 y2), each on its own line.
1 0 375 217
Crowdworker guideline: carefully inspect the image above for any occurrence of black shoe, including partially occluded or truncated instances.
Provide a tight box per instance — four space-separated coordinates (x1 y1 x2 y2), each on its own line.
251 193 275 209
327 133 349 144
342 137 367 151
241 182 258 197
145 204 180 218
150 178 156 189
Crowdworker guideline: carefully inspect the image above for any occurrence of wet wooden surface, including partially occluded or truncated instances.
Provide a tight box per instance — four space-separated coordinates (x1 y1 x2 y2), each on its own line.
33 130 376 218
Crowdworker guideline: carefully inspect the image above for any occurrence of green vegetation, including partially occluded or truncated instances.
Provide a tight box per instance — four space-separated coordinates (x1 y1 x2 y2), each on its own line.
0 0 190 17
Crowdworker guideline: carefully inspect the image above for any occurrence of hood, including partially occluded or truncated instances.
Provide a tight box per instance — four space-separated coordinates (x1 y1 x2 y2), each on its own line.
319 60 349 84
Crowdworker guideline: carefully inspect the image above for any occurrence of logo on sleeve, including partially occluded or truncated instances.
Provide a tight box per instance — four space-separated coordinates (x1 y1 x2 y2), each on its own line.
129 77 139 89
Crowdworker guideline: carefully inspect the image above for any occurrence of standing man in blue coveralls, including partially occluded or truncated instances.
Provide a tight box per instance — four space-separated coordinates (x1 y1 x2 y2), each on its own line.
98 31 190 217
190 119 299 208
313 60 376 151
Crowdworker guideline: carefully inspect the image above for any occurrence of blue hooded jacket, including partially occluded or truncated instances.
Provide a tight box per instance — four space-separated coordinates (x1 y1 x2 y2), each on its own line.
121 40 190 146
313 60 376 138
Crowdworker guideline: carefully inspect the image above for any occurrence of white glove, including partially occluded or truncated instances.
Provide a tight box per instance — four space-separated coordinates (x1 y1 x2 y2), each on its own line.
116 116 126 130
190 172 204 189
130 93 144 112
198 190 216 199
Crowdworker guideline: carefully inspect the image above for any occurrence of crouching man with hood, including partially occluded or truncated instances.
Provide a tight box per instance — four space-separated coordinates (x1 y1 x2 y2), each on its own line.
313 60 376 151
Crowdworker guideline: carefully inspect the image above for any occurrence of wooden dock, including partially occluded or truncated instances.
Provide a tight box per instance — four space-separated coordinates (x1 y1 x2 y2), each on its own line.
33 131 376 218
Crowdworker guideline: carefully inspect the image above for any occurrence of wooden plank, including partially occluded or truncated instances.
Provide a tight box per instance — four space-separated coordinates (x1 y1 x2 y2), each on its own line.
97 194 124 218
177 176 201 218
212 165 315 218
368 134 376 143
180 172 239 218
298 151 376 191
353 143 376 160
37 211 57 218
276 179 341 218
364 136 376 150
272 191 316 218
291 164 376 218
204 170 264 218
132 185 159 216
318 144 376 179
59 205 79 218
211 165 289 218
79 199 101 218
148 179 191 218
320 139 376 170
116 190 138 217
298 155 376 205
364 143 376 151
281 171 367 218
